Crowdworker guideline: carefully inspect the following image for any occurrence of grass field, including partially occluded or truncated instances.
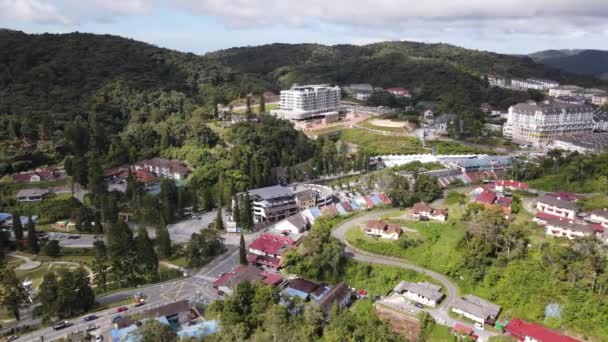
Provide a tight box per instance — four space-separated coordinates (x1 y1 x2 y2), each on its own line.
427 324 456 341
339 128 426 154
233 103 279 114
358 120 410 134
343 260 435 297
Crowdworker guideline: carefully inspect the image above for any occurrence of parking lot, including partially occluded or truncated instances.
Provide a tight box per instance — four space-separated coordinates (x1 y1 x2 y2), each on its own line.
47 232 101 248
166 209 228 243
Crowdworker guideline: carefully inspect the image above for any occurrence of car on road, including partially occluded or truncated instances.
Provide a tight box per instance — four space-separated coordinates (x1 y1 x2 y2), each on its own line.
83 315 98 321
413 302 424 309
134 301 146 307
7 335 19 342
86 323 98 331
112 315 123 323
116 306 128 313
95 335 104 342
53 321 72 330
473 322 485 331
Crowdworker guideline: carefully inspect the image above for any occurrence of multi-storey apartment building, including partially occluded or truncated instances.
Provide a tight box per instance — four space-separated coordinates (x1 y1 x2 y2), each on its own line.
593 93 608 106
244 184 334 224
503 100 595 146
511 78 559 91
271 84 341 120
548 85 584 98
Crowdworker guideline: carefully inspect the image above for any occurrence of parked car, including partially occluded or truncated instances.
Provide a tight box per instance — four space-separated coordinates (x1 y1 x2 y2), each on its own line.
83 315 98 322
95 335 104 342
474 322 485 331
53 321 72 330
134 301 146 307
86 323 98 331
112 315 123 323
116 306 128 313
7 335 19 342
414 302 424 309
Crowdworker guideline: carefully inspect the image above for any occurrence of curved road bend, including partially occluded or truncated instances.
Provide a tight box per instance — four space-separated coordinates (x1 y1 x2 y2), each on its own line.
331 210 498 341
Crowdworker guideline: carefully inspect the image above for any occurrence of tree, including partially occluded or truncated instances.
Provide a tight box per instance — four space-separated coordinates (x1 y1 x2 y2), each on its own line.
93 240 109 292
38 272 59 320
216 207 224 230
246 94 252 115
0 267 25 320
241 192 254 230
26 216 39 254
186 229 225 268
133 319 178 342
106 220 137 286
159 179 178 224
259 94 266 114
156 223 172 259
44 240 61 257
135 226 158 275
12 213 23 242
233 196 241 228
239 233 248 265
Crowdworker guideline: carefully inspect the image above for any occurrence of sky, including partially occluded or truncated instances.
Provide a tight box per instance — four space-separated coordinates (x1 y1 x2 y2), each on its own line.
1 0 608 55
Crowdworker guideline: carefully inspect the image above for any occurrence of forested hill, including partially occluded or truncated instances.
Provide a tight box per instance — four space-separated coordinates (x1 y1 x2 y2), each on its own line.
530 49 608 80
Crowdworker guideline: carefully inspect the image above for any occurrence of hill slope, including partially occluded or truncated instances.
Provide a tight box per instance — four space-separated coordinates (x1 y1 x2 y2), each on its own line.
530 49 608 80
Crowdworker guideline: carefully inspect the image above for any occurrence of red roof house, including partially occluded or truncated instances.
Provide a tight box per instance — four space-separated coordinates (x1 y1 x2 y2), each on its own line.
377 193 392 205
385 87 411 98
364 196 376 208
452 323 473 336
547 192 584 203
247 234 296 269
495 180 529 191
505 318 580 342
475 190 498 205
134 169 157 184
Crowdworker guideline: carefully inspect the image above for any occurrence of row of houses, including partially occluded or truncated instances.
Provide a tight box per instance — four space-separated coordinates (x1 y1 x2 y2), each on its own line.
12 168 64 183
104 158 191 183
343 84 411 101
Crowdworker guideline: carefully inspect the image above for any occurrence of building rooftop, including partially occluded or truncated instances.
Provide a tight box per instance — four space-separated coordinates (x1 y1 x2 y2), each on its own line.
249 185 295 201
546 219 601 234
511 100 594 116
16 188 50 198
248 233 296 255
394 281 444 301
318 283 351 314
506 318 580 342
452 295 501 321
287 278 322 294
554 132 608 150
144 300 190 318
538 194 580 211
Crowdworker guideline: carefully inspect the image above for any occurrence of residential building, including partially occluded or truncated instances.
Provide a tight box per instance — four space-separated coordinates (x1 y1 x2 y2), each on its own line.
434 113 457 135
318 283 352 314
344 84 373 101
133 158 190 180
511 78 559 91
269 213 309 241
584 88 606 100
485 74 506 87
549 85 584 98
13 168 63 183
494 180 529 192
593 110 608 131
412 202 448 221
393 281 444 307
364 220 403 240
546 191 584 203
503 100 595 146
212 265 282 296
441 155 512 172
282 278 330 301
554 95 586 105
247 233 297 269
451 295 501 325
272 84 341 120
536 195 579 220
589 209 608 229
385 87 411 98
544 219 602 239
592 93 608 106
245 184 334 224
505 318 580 342
16 188 51 202
553 132 608 154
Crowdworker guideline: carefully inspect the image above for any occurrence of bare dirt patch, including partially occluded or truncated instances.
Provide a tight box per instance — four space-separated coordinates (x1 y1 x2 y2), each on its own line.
375 303 421 340
369 119 407 128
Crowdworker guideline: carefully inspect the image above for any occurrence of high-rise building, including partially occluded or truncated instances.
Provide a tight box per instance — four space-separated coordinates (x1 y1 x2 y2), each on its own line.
503 100 595 146
271 84 341 120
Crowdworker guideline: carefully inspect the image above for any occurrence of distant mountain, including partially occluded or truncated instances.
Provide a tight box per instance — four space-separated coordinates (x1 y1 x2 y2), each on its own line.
530 49 608 80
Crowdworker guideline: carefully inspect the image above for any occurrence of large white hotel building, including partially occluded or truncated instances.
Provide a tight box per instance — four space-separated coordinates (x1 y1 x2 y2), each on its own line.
271 84 341 120
503 100 595 146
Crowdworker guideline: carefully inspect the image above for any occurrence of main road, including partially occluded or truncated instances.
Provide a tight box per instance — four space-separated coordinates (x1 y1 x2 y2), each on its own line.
331 210 498 341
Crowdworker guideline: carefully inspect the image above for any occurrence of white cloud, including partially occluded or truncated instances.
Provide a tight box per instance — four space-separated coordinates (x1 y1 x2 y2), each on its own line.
0 0 71 24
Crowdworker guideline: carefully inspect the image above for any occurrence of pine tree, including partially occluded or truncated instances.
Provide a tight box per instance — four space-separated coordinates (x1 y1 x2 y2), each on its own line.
239 233 248 265
0 267 25 320
246 95 252 115
216 207 224 230
241 192 254 231
26 217 39 254
233 196 241 227
38 271 59 319
191 189 199 213
259 94 266 114
93 240 109 292
135 226 158 275
12 213 23 242
156 223 172 259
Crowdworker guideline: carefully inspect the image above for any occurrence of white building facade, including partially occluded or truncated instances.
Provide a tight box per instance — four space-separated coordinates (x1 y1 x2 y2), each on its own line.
511 78 559 91
272 84 341 120
503 101 595 146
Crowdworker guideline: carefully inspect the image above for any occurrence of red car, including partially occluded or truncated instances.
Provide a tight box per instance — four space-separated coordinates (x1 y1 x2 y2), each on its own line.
116 306 129 313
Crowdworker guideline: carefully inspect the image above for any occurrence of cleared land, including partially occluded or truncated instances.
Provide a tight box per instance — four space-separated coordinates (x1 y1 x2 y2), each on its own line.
368 119 408 128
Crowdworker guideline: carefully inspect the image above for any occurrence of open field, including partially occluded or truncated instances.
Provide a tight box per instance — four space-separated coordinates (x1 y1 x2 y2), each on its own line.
339 128 426 154
368 119 408 128
375 303 421 341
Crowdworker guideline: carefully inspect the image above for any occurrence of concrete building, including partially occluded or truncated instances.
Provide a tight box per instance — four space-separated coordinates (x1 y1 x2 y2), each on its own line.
272 84 341 120
363 220 403 240
245 184 333 224
393 281 444 307
549 85 584 98
593 110 608 131
544 219 601 240
536 195 579 220
589 209 608 229
451 295 501 325
511 78 559 91
553 132 608 154
503 100 595 146
133 158 190 180
593 93 608 106
505 318 580 342
412 202 448 222
344 84 373 101
16 188 51 202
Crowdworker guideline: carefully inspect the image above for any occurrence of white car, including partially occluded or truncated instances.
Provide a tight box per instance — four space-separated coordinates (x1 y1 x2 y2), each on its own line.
474 322 485 331
95 335 104 342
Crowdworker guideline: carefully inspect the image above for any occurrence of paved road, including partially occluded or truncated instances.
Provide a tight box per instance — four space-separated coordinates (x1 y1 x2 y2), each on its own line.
331 210 498 341
14 228 264 342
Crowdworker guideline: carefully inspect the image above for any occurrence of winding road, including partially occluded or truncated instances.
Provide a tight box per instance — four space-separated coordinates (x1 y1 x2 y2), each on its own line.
331 210 498 341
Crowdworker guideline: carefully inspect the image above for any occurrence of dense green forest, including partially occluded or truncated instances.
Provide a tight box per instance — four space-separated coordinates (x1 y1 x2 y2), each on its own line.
531 49 608 80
